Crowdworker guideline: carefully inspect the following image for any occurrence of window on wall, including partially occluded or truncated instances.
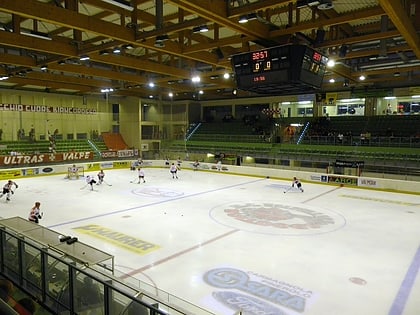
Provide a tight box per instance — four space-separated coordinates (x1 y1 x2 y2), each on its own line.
336 103 365 116
398 102 420 114
112 103 119 122
411 102 420 113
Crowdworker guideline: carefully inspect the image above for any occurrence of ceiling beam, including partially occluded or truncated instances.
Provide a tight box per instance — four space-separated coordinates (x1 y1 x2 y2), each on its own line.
0 0 225 70
317 30 400 50
270 6 385 38
168 0 271 40
378 0 420 59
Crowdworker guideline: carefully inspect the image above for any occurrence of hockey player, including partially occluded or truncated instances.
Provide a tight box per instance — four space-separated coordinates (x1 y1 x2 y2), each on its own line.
216 160 222 171
137 167 146 183
292 177 304 192
97 170 105 185
86 175 97 190
28 202 42 224
193 160 200 171
170 163 178 179
0 180 18 201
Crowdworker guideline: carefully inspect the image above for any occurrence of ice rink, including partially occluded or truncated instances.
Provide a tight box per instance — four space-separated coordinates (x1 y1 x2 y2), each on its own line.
0 165 419 315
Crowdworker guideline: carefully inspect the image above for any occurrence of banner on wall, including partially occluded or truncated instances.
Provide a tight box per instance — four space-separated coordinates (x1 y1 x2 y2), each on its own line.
101 150 137 159
327 175 358 186
0 151 94 166
0 104 97 115
0 169 22 180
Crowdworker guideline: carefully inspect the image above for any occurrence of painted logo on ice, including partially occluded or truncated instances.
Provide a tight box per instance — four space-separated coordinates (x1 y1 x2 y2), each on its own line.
210 201 345 235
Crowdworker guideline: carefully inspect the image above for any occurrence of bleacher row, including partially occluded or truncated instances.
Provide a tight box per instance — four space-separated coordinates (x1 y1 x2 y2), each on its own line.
0 139 108 155
165 140 419 164
165 116 420 167
310 114 420 137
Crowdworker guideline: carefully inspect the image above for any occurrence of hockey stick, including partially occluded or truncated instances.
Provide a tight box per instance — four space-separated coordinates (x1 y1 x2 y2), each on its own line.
103 180 112 186
80 184 88 190
283 186 293 194
130 177 138 183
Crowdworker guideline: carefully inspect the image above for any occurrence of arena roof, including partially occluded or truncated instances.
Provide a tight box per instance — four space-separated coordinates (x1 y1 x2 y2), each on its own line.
0 0 419 100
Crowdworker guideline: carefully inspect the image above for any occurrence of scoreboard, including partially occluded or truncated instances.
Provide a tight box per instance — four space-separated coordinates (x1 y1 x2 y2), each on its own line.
231 44 328 94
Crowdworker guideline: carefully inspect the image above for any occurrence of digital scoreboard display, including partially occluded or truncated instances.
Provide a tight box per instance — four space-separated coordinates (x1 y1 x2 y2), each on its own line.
231 44 328 95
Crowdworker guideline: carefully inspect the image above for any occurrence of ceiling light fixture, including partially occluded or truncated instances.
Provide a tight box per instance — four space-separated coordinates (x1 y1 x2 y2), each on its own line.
101 88 114 93
191 75 201 83
79 55 90 61
327 59 335 67
21 30 52 40
99 50 110 56
0 25 12 32
359 75 366 81
155 34 169 47
102 0 134 11
112 47 121 54
123 44 134 50
192 25 209 33
40 65 48 71
238 13 258 24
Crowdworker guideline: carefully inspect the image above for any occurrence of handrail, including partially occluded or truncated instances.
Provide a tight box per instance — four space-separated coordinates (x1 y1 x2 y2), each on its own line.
87 139 101 157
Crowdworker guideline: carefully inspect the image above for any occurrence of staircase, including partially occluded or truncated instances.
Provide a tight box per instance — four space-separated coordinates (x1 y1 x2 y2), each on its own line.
101 132 128 150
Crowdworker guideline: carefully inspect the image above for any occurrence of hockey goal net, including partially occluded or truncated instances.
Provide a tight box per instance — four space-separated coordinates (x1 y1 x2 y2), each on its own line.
67 166 84 179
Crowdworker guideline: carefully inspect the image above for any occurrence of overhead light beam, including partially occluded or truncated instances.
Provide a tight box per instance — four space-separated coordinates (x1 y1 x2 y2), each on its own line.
102 0 134 11
20 30 52 40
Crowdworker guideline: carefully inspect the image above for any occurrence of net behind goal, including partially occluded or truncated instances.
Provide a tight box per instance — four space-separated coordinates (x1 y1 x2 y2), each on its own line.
67 166 85 179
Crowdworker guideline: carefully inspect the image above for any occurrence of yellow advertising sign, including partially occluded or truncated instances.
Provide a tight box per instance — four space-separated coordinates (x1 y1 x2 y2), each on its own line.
74 224 160 255
0 169 22 180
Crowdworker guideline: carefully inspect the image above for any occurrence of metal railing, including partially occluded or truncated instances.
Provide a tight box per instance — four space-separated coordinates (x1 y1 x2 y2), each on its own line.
301 135 420 148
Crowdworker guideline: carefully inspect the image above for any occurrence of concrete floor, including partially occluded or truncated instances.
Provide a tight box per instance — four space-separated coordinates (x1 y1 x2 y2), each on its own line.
1 167 419 315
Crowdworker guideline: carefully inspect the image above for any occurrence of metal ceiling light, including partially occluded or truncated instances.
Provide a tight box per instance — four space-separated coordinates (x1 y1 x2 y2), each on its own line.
99 50 110 56
238 15 248 23
21 30 52 40
318 0 334 10
79 55 90 61
112 47 121 54
155 35 169 47
102 0 134 11
193 25 209 33
123 44 134 50
40 65 48 71
0 24 12 32
238 13 257 24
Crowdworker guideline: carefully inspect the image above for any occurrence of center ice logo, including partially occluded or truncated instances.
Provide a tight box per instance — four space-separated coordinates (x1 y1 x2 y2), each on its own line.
210 201 345 235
